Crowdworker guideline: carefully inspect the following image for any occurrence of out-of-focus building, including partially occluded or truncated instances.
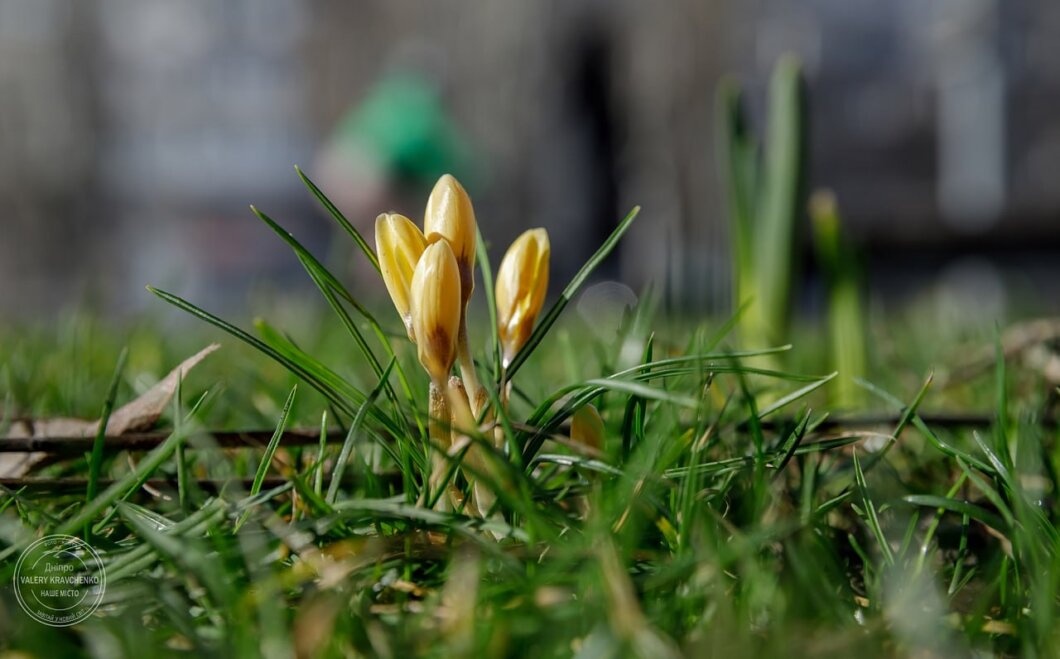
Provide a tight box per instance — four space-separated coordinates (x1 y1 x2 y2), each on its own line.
0 0 1058 320
0 1 99 316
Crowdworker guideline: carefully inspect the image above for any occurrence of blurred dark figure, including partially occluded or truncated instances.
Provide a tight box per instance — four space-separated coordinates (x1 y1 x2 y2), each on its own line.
556 19 621 280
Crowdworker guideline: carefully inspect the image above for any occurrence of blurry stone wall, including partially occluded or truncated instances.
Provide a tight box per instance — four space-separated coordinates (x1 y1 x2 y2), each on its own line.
0 0 1058 319
0 2 100 315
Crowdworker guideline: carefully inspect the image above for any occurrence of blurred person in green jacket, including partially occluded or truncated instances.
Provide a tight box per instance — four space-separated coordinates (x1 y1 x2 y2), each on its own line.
313 68 474 236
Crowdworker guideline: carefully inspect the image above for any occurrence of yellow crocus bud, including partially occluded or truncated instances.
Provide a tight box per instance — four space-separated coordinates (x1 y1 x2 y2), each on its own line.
375 213 427 341
496 228 550 366
424 174 477 305
411 239 462 383
571 403 604 452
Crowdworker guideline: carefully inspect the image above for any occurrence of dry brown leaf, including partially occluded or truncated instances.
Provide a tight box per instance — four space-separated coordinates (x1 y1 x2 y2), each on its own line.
0 344 220 477
104 343 219 435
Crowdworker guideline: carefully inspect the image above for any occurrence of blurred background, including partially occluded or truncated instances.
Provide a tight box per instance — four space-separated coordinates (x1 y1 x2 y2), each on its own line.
1 0 1058 322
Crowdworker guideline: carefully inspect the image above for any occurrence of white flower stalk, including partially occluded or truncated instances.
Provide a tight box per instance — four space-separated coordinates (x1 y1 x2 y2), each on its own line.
410 239 463 511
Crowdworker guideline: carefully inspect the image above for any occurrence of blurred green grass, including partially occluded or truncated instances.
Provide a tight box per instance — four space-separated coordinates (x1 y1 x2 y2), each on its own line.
2 298 1058 657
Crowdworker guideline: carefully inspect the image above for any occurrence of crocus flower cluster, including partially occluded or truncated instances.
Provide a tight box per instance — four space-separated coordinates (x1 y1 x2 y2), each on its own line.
375 174 550 510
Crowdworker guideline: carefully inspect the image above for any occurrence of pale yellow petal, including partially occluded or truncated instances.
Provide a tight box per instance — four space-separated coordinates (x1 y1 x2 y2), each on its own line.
496 228 550 365
411 240 462 382
375 213 427 341
425 174 477 304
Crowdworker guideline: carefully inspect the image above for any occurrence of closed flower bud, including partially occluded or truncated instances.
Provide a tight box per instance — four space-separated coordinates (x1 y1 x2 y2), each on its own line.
375 213 427 341
424 174 477 304
571 403 604 452
496 228 550 366
411 239 462 383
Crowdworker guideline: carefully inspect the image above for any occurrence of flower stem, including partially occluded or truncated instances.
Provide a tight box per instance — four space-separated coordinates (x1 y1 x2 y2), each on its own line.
457 317 485 417
424 380 452 511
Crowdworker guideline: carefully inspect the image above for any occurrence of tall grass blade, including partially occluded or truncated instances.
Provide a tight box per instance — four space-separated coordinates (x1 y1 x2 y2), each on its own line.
900 495 1007 536
810 190 867 407
756 55 806 346
852 449 894 565
250 205 411 414
476 228 502 383
294 165 379 272
148 286 370 423
314 410 328 497
85 347 128 539
328 359 398 504
236 386 297 531
117 501 235 607
756 371 837 419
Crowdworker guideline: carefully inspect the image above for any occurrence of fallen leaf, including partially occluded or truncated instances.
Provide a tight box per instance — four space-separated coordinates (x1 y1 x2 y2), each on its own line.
0 344 220 477
104 343 219 435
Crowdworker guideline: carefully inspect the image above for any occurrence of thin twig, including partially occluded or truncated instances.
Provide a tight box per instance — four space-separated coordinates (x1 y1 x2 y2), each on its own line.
0 429 340 455
0 476 291 493
1 411 1055 457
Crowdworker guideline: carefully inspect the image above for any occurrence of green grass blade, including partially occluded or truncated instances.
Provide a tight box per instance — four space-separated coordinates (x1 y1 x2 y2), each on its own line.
331 498 530 552
856 373 932 477
41 428 187 545
771 409 811 477
810 191 867 408
174 372 190 514
87 391 215 535
148 286 367 422
620 334 654 457
582 378 698 409
857 377 996 474
757 55 806 344
476 228 502 383
104 498 228 581
288 471 338 517
250 205 409 414
328 359 398 504
85 346 128 539
253 318 367 407
257 207 416 410
481 373 520 470
956 456 1016 530
852 449 894 565
314 410 328 497
295 165 379 272
235 385 297 531
703 298 754 354
117 501 235 607
992 331 1013 472
971 430 1015 492
901 495 1007 534
250 386 297 497
756 372 837 419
